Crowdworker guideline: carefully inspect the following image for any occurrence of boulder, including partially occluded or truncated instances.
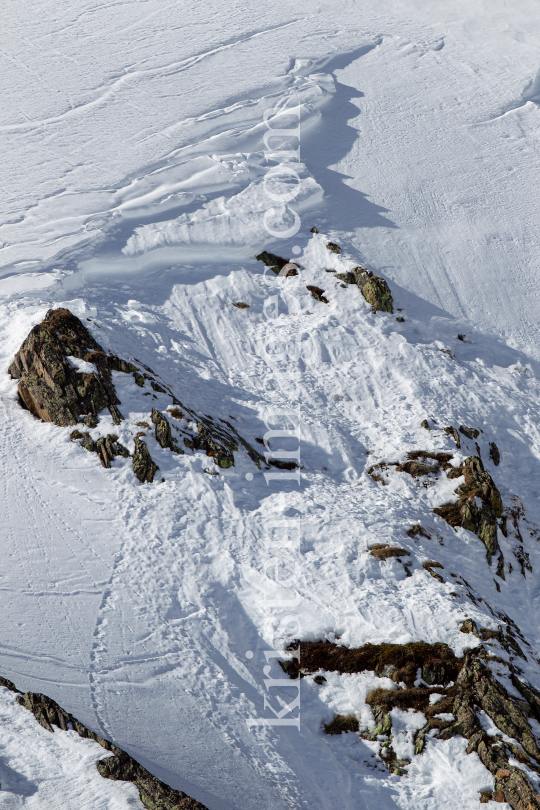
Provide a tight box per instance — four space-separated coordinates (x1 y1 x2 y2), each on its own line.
335 266 393 313
132 438 159 483
255 251 298 276
9 308 123 427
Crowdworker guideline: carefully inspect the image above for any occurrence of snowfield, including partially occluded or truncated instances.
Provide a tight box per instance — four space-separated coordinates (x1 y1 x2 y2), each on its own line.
2 1 540 808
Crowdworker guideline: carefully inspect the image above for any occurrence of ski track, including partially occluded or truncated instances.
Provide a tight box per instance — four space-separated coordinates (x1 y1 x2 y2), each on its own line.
2 1 540 808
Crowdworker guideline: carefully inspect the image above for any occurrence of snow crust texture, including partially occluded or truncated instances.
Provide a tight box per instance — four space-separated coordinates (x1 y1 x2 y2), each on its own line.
2 1 540 809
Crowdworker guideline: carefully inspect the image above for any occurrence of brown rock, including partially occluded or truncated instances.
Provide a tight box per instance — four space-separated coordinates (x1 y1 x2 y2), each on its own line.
10 308 123 427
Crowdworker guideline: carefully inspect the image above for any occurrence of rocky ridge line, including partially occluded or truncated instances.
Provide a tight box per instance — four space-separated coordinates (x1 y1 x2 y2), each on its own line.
0 675 206 809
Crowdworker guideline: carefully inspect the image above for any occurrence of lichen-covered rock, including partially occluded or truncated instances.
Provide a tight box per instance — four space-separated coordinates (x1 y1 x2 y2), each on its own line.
361 275 393 314
132 437 159 483
435 455 503 563
335 266 393 313
9 308 124 427
461 456 503 518
71 430 129 468
189 422 235 468
95 435 130 468
151 408 183 453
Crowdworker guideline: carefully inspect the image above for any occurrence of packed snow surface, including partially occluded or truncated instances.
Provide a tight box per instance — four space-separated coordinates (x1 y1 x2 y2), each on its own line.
1 0 540 808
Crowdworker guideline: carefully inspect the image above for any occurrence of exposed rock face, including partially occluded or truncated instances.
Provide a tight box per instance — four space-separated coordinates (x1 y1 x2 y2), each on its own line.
185 422 235 468
151 408 182 453
335 266 393 313
444 425 461 448
71 430 130 468
133 437 159 483
326 241 341 254
9 308 123 427
10 308 265 479
255 251 298 276
434 455 503 564
490 441 501 466
282 639 540 806
306 285 328 303
6 686 207 810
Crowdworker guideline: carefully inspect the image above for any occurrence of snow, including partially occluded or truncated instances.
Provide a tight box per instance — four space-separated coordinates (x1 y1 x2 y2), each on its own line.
2 0 540 808
0 686 143 809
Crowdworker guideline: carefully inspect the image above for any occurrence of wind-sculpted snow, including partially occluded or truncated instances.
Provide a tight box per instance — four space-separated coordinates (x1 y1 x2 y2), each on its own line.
3 1 540 808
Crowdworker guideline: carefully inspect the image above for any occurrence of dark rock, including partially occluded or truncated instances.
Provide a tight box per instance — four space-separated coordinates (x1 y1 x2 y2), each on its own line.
421 419 430 430
190 422 235 468
490 442 501 466
306 285 328 303
423 561 444 583
310 226 318 233
326 242 341 254
233 302 250 309
460 425 480 440
444 426 461 449
369 545 410 561
9 308 124 427
396 316 405 322
434 456 503 562
255 251 298 276
268 459 298 470
151 408 183 453
313 675 326 685
132 438 159 483
15 689 207 810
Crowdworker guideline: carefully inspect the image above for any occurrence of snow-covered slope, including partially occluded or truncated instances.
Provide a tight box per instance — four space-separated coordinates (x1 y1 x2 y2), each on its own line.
2 1 540 808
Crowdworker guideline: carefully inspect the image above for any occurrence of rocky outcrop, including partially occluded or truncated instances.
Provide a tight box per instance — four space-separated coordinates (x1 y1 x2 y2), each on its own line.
255 251 299 277
434 455 503 563
10 309 265 478
282 639 540 806
444 425 461 448
306 285 329 303
368 451 456 485
9 308 123 427
3 685 207 810
151 408 182 453
335 266 393 313
184 422 236 469
133 437 159 483
71 430 130 468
